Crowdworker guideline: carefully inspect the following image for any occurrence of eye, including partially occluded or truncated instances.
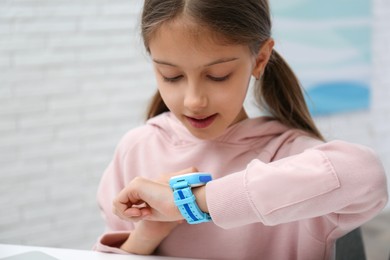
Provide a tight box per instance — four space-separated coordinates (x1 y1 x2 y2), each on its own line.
162 75 183 83
208 74 230 82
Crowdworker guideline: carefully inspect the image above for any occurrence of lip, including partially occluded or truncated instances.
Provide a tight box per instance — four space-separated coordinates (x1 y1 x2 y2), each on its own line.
185 114 217 129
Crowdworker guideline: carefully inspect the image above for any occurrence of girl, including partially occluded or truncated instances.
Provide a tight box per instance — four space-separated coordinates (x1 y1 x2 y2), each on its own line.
95 0 388 259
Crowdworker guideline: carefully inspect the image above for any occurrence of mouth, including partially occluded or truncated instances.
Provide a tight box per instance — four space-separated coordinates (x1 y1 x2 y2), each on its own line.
185 114 217 129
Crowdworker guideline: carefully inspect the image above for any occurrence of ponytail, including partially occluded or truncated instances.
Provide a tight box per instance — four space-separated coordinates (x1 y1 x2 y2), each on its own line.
146 90 169 120
258 50 324 141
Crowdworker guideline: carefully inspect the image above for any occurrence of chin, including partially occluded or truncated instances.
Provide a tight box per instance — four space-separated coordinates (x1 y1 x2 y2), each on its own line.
181 119 226 140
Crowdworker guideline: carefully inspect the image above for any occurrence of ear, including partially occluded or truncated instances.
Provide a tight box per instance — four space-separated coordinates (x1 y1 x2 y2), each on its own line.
252 39 275 79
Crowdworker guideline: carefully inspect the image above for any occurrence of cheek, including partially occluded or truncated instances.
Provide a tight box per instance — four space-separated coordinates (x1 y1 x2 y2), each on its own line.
158 84 182 110
218 77 249 104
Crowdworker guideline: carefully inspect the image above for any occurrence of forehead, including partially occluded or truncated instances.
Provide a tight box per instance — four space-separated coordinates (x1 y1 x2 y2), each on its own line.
148 16 251 60
151 15 230 48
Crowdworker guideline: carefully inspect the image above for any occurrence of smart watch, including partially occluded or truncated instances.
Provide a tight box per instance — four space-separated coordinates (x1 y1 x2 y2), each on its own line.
169 173 213 224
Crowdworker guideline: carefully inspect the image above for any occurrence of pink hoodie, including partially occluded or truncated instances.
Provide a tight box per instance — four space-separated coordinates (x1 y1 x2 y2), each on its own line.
95 112 388 260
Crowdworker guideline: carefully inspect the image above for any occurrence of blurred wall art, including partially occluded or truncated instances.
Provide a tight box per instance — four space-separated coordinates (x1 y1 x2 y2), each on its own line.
271 0 371 115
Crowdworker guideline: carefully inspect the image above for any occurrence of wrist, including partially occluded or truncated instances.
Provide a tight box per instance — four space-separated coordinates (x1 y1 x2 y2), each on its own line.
192 185 208 213
135 221 172 240
120 221 178 254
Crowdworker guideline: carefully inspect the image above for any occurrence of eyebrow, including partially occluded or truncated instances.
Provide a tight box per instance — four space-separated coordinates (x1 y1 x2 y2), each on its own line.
152 57 239 67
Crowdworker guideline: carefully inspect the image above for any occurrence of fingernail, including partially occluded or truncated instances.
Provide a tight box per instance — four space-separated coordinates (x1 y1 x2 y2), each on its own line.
141 211 150 217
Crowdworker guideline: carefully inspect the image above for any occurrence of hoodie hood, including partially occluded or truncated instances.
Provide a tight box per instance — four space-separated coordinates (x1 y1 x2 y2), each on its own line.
146 112 292 146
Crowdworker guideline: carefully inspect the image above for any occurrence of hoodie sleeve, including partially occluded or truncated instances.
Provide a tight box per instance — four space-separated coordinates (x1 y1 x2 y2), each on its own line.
206 140 388 230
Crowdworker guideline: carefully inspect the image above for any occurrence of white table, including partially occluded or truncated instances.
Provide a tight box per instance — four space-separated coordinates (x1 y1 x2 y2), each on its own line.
0 244 197 260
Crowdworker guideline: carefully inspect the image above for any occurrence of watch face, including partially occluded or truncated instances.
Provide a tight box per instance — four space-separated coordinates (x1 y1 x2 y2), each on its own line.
170 173 212 187
189 183 205 188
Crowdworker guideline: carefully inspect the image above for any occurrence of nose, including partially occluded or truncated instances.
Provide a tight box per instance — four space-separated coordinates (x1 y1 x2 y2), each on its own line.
183 83 208 112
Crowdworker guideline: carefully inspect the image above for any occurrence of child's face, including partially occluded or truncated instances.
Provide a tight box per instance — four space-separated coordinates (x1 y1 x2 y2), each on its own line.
149 19 257 140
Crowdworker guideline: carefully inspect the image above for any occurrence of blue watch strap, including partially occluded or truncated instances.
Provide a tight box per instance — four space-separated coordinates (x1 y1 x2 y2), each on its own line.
170 173 212 224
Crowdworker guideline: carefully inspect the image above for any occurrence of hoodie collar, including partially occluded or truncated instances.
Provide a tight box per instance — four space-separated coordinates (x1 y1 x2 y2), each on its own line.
147 112 290 146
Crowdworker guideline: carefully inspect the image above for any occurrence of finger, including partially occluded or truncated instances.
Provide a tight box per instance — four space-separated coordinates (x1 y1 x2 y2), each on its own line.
122 208 152 222
132 202 147 208
113 196 132 218
112 184 143 220
140 207 152 217
123 204 152 217
112 203 131 218
113 206 134 221
124 207 141 217
113 177 145 214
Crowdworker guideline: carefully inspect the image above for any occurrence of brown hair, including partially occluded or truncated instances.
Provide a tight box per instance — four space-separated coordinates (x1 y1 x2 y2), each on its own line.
141 0 324 140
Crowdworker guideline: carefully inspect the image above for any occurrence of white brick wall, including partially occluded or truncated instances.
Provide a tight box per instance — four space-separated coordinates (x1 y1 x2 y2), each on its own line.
0 0 153 249
0 0 389 250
